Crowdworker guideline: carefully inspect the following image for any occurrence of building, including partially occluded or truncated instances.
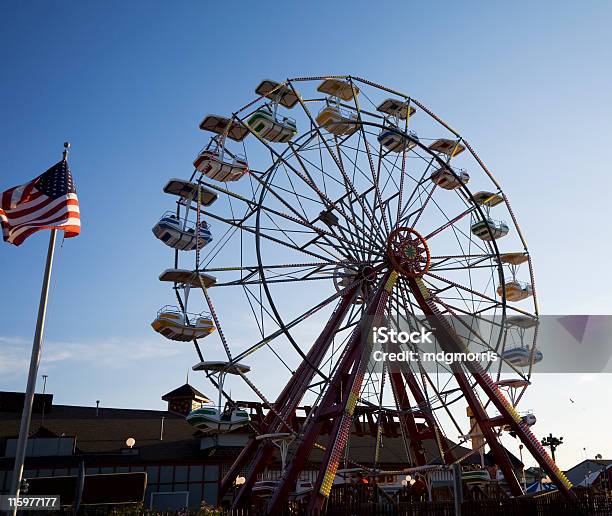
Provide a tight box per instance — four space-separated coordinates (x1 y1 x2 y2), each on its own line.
565 458 612 487
0 386 222 510
0 386 524 510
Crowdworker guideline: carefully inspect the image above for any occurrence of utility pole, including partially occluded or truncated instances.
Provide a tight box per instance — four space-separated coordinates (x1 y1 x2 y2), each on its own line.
518 444 526 490
541 433 564 462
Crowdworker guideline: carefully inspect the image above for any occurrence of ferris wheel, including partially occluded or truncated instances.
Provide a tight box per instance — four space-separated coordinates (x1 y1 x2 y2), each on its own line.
150 75 575 511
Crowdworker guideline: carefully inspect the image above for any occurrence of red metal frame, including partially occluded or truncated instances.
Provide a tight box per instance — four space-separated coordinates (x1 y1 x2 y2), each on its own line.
266 272 391 514
405 276 575 500
222 265 575 513
222 288 359 506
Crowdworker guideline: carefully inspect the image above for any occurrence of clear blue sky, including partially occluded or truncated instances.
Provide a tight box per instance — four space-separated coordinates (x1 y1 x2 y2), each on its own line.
1 1 611 470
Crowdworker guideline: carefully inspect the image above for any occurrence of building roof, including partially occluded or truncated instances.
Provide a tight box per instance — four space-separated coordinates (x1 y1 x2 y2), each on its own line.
0 403 198 462
565 458 612 485
0 392 523 472
161 383 210 402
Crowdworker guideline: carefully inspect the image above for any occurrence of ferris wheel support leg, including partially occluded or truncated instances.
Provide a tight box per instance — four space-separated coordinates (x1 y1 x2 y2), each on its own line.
306 273 395 515
391 342 457 465
268 273 393 515
406 276 576 501
223 289 359 507
388 370 428 466
266 331 364 514
400 366 457 464
451 368 523 496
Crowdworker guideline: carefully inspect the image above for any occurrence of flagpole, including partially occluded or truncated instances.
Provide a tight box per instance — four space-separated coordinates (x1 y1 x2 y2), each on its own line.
10 143 69 512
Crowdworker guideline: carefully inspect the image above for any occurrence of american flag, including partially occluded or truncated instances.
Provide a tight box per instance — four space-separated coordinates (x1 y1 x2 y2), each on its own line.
0 160 80 246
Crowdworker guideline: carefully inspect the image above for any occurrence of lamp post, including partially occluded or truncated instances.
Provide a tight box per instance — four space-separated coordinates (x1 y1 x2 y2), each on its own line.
541 433 564 462
518 444 527 490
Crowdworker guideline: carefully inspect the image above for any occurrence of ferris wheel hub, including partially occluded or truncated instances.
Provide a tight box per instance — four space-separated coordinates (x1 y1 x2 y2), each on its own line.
387 227 431 277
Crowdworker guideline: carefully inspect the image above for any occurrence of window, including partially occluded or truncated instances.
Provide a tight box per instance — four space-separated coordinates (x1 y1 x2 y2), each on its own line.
150 491 188 511
175 466 188 483
203 483 217 505
159 466 174 484
188 483 202 508
204 465 218 482
146 466 159 483
189 465 203 482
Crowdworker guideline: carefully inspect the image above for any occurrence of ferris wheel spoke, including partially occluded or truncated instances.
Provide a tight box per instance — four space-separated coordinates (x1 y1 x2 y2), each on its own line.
423 205 477 240
284 142 367 247
288 82 380 232
247 169 368 261
285 142 381 257
228 284 360 366
335 146 393 249
348 81 391 236
198 177 374 263
202 208 337 264
424 272 498 305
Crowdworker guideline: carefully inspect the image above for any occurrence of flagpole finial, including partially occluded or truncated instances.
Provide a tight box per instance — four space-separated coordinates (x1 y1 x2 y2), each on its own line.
62 142 70 163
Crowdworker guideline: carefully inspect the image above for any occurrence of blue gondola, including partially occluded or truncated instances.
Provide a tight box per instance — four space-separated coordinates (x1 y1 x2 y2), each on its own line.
152 212 212 251
501 347 543 368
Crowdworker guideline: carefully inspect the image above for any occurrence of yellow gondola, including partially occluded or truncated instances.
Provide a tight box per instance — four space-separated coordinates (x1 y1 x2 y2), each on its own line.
316 104 358 136
497 281 533 302
151 306 215 342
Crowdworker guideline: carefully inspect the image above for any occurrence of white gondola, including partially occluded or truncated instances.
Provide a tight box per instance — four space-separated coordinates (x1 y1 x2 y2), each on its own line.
194 147 249 182
247 108 297 143
429 138 465 157
152 212 212 251
187 361 251 432
316 103 358 136
497 280 533 302
151 306 215 342
505 315 538 329
501 347 543 367
186 406 250 432
377 127 419 153
430 167 470 190
470 217 509 241
521 412 537 426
